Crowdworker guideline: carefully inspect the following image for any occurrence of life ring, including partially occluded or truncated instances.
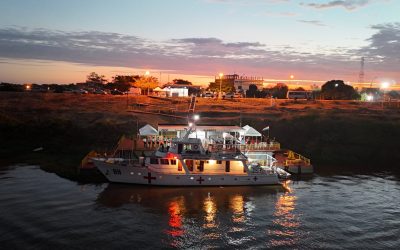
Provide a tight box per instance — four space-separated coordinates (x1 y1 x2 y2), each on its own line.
193 144 199 150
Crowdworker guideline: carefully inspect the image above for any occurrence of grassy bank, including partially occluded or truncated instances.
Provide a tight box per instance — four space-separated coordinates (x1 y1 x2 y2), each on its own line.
1 92 399 180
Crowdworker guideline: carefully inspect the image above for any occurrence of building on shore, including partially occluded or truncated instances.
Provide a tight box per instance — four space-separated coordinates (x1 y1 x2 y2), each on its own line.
215 74 264 92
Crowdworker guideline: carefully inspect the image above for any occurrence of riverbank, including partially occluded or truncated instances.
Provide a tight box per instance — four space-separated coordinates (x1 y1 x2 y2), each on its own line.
1 92 399 180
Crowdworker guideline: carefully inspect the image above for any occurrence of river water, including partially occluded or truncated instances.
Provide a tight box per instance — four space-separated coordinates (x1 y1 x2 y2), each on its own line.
0 165 399 249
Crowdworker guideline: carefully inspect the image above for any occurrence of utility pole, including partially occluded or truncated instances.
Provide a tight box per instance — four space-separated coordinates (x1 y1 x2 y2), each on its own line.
358 57 365 84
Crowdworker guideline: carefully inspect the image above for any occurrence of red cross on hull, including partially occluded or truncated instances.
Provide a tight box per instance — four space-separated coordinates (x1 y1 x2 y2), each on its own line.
144 172 156 184
196 177 205 184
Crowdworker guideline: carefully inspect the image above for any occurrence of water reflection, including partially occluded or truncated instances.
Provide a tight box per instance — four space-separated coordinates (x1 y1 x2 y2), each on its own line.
166 198 185 237
230 195 245 224
96 184 285 247
268 180 300 247
203 194 217 229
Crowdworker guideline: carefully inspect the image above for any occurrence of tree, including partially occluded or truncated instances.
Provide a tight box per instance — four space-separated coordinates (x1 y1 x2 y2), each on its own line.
271 83 288 99
208 79 235 93
86 72 106 85
321 80 360 100
113 75 139 85
246 84 259 98
293 87 305 91
173 79 192 85
133 76 159 94
107 75 140 92
387 90 400 100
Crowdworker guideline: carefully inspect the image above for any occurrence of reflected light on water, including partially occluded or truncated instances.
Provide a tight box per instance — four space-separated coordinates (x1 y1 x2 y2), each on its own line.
282 180 292 193
203 193 217 229
230 195 245 224
166 197 185 237
268 181 300 247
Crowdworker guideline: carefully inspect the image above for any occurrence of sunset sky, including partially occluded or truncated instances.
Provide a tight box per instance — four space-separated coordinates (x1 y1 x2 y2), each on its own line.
0 0 399 86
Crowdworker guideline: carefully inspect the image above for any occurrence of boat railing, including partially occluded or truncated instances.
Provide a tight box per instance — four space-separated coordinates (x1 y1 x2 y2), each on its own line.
207 143 242 152
240 142 280 151
248 164 277 175
285 150 311 166
206 141 280 152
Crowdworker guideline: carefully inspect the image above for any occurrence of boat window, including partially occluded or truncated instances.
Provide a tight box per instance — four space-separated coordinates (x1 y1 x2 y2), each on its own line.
198 161 204 172
178 161 182 171
170 159 176 165
160 159 169 165
225 161 230 172
150 158 159 164
186 160 193 171
112 169 122 175
217 160 222 164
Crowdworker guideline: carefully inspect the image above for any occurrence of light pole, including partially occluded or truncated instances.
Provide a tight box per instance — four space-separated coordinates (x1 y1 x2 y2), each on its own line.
219 73 223 99
145 70 150 95
381 82 389 108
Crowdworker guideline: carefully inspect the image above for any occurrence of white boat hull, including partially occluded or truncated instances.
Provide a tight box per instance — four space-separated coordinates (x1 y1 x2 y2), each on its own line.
95 160 281 186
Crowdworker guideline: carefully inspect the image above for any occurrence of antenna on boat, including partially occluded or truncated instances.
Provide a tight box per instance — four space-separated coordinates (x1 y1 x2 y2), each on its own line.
183 114 200 139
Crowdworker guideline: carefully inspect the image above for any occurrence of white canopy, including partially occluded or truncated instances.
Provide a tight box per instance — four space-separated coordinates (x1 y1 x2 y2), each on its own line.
158 124 244 133
243 125 262 137
139 124 158 136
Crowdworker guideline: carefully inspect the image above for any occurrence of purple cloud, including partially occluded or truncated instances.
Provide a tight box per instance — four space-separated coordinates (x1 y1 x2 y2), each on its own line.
297 20 327 26
0 25 398 81
301 0 376 10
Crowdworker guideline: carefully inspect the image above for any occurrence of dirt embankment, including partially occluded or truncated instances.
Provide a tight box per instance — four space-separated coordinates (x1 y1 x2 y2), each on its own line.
1 92 400 179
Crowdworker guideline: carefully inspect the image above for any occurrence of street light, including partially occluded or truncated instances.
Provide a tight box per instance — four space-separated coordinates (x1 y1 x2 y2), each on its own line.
380 82 389 106
381 82 389 89
219 73 223 99
145 70 150 95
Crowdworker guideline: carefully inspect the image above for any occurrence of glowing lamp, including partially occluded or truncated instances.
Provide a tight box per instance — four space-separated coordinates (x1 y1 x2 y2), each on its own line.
381 82 389 89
